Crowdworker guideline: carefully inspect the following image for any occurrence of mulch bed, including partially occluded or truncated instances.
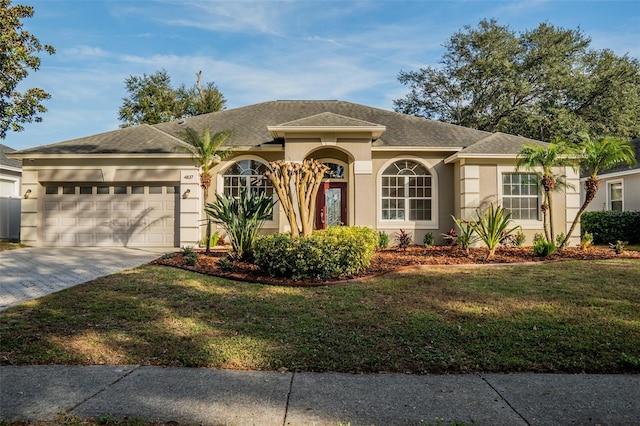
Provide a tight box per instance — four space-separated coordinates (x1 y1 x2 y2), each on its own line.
152 245 640 287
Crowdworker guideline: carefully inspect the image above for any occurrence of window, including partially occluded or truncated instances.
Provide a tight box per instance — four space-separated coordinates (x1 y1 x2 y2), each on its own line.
502 173 539 220
131 186 145 194
149 186 163 194
79 186 92 194
62 186 75 195
45 186 59 195
97 186 109 194
114 186 127 194
223 159 274 219
381 160 432 221
323 162 344 179
609 182 623 211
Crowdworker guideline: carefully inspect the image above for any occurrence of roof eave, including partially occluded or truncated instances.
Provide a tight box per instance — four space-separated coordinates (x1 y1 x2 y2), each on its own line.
9 153 195 160
444 153 518 164
373 146 464 152
267 125 386 139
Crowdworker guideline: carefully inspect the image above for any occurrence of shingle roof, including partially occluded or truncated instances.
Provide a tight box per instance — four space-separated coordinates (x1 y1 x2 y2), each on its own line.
13 124 194 155
10 100 544 156
275 112 384 128
0 144 21 168
154 100 491 148
457 132 548 155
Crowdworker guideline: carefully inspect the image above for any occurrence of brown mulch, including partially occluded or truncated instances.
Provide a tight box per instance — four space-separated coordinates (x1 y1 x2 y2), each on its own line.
152 245 640 287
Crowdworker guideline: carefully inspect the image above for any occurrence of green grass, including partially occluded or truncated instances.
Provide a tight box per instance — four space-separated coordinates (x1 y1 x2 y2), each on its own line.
1 260 639 374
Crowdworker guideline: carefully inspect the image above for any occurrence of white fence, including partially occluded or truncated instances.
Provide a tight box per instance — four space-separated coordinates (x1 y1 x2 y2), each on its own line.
0 197 21 240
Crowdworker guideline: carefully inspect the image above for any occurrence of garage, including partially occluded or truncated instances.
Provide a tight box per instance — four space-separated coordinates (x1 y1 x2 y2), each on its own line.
41 183 179 247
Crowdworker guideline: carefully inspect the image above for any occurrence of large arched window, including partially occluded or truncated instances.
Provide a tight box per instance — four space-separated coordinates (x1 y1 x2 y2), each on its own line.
381 160 432 221
223 159 274 218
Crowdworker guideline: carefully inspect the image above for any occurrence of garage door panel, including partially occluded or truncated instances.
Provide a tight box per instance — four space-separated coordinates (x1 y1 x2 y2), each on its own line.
130 201 145 211
42 184 177 247
44 217 60 227
146 234 165 244
77 217 93 227
77 234 94 244
59 233 76 244
44 202 59 211
61 202 77 211
61 217 77 227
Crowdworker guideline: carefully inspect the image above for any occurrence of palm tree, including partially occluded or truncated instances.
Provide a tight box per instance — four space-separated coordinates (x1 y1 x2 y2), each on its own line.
560 136 636 249
178 127 233 254
516 142 575 243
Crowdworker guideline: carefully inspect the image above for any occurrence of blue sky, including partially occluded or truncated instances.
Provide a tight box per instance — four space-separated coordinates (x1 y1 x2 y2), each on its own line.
6 0 640 150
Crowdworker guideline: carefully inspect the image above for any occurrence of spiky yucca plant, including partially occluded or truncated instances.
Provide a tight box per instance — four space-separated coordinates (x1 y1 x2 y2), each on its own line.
469 204 520 261
205 187 273 261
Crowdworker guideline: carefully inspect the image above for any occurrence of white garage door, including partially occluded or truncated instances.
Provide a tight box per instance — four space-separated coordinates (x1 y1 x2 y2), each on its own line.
42 184 178 247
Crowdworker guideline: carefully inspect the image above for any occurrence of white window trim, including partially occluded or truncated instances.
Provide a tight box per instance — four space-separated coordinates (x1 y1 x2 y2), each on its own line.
497 165 542 230
376 156 439 230
606 179 624 211
217 155 279 227
317 158 348 182
0 176 20 198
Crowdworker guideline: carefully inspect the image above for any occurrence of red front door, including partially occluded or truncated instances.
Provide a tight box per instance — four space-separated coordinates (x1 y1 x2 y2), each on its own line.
315 182 347 229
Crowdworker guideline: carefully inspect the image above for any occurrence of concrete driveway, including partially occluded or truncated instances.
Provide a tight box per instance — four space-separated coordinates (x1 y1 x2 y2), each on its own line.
0 247 172 311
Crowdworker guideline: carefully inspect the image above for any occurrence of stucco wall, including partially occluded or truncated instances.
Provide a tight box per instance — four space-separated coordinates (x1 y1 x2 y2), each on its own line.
585 172 640 212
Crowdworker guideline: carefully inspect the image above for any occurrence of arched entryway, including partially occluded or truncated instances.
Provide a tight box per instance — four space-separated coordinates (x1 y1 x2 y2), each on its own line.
307 151 350 230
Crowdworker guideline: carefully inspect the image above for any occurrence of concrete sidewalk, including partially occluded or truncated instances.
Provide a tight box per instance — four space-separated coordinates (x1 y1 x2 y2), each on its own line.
0 247 171 311
1 366 638 425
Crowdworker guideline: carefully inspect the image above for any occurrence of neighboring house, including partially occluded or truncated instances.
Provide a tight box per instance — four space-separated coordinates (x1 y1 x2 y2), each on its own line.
581 138 639 212
8 100 580 248
0 144 22 240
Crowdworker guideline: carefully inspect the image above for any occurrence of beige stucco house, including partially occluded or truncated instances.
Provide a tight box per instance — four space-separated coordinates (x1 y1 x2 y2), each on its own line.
8 100 580 248
582 139 640 212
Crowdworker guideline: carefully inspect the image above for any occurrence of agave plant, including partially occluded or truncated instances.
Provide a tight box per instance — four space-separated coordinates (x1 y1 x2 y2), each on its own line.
205 187 273 261
451 216 480 256
469 204 520 261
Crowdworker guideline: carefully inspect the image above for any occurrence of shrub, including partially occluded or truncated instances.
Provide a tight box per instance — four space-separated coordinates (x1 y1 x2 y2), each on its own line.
580 232 593 250
555 232 566 248
609 240 627 254
533 233 545 245
451 216 479 254
395 229 412 248
378 231 389 248
205 187 273 261
217 257 234 272
423 232 434 247
533 240 556 257
184 252 199 266
181 246 194 256
581 211 640 245
254 226 378 280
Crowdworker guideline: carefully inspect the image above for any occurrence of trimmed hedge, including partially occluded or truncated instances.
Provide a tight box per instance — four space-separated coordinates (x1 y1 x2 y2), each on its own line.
253 226 379 280
581 211 640 244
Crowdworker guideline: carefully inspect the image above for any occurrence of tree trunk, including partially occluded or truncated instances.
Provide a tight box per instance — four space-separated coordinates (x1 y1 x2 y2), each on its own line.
560 176 600 249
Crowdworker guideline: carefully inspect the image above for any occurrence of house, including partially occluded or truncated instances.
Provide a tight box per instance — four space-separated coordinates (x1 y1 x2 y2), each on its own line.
0 144 22 240
8 100 580 248
582 138 640 212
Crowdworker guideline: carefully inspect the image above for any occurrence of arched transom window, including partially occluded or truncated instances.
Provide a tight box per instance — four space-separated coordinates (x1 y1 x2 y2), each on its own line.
381 160 432 221
223 160 274 220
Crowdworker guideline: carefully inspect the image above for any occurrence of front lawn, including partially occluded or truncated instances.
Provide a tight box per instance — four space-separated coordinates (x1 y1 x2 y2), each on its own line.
1 259 639 373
